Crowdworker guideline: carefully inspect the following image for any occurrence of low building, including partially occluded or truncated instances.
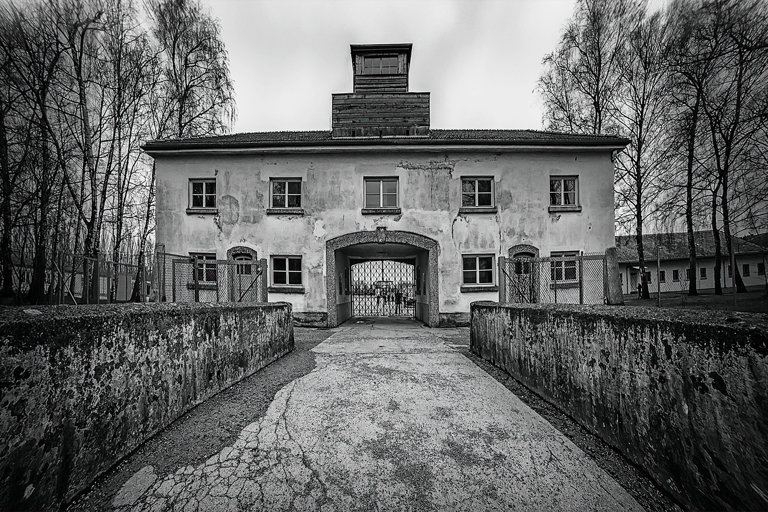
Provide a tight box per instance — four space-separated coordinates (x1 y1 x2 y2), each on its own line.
616 231 767 295
143 43 628 326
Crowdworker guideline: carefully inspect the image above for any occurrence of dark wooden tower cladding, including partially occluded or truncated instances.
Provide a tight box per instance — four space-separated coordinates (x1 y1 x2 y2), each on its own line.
332 43 430 138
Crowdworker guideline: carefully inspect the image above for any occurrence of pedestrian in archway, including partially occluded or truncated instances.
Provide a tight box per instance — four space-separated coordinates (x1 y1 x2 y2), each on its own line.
395 289 402 314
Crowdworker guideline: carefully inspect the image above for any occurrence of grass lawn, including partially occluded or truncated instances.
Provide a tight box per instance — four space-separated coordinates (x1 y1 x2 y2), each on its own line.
623 285 768 314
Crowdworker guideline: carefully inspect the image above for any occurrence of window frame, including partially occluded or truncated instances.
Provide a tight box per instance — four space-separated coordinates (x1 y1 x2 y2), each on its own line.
700 267 707 280
232 253 253 276
362 177 400 213
271 255 303 287
461 254 496 290
550 251 578 283
190 253 217 283
673 269 680 282
460 177 496 211
548 176 581 213
268 178 303 214
758 262 765 276
743 263 750 277
188 178 217 213
363 55 399 75
659 270 666 283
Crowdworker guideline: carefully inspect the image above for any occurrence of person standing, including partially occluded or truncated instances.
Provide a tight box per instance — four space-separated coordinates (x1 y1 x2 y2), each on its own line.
395 289 403 314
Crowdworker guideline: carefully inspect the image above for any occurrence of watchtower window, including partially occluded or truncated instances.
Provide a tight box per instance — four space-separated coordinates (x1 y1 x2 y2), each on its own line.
363 56 398 75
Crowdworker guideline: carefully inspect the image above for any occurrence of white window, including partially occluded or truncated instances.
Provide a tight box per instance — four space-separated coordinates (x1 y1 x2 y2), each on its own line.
189 179 216 209
462 255 494 285
550 252 577 282
461 177 494 207
272 256 302 286
271 179 301 208
549 176 578 206
700 267 707 280
659 270 666 283
673 269 680 282
190 253 217 282
365 178 398 208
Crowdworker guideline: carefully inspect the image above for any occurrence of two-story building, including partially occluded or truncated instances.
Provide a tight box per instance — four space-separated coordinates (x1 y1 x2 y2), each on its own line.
143 43 628 327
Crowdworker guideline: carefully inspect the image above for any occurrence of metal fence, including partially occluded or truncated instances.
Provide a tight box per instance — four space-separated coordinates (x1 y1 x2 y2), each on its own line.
155 251 267 303
499 253 606 305
5 252 148 305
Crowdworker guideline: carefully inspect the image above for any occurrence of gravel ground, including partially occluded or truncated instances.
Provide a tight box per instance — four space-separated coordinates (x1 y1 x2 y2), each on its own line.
66 328 334 512
430 327 685 512
68 325 683 512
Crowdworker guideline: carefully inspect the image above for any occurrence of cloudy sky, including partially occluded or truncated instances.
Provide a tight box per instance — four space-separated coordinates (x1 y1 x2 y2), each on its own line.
200 0 584 133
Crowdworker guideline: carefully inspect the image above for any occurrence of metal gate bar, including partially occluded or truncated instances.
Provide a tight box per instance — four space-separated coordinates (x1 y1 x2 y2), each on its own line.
351 260 415 317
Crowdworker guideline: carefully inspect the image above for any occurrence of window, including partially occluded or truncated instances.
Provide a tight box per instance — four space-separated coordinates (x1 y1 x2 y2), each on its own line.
700 267 707 280
363 56 398 75
190 253 217 282
728 264 732 277
686 268 691 280
233 254 253 275
365 178 398 208
271 179 301 209
461 178 494 207
549 177 578 206
462 255 494 285
189 179 216 209
759 262 765 276
743 264 750 277
272 256 302 286
550 252 577 282
673 269 680 282
659 270 666 283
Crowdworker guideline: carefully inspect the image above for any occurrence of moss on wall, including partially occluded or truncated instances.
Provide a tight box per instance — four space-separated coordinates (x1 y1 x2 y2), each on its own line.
470 302 768 512
0 302 294 511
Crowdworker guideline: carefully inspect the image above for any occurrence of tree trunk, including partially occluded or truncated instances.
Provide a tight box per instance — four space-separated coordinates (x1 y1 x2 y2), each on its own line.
712 190 722 295
721 175 748 293
685 92 700 296
0 104 14 302
131 161 155 301
28 127 49 305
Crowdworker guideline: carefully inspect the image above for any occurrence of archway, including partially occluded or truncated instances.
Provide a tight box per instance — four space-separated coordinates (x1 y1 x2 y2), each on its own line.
326 229 439 327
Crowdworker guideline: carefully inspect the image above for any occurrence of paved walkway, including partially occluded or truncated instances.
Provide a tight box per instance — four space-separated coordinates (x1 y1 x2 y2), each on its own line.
113 318 643 511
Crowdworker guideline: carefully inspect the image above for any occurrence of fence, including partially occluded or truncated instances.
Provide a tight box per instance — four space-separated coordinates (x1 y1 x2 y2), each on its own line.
4 252 149 305
155 250 267 303
499 253 606 305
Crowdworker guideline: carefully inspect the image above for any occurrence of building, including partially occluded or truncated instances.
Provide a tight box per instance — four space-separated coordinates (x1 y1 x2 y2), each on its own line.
616 231 767 295
143 43 628 327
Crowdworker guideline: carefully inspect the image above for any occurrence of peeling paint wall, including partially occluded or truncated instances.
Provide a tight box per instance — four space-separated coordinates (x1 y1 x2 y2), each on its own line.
470 302 768 512
0 303 294 511
156 151 615 318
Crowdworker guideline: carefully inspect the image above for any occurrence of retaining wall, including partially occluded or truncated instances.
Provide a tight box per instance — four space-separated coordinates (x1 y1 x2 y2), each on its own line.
470 302 768 512
0 302 294 511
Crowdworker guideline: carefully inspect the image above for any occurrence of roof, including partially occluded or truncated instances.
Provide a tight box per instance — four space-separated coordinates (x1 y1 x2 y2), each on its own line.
615 231 766 263
142 129 630 153
745 233 768 249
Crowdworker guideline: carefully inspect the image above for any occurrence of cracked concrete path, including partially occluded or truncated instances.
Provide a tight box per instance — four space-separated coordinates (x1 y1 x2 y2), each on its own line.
113 319 644 512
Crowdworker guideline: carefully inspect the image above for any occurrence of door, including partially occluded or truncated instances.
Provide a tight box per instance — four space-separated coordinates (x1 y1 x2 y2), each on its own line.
510 252 537 303
351 260 416 317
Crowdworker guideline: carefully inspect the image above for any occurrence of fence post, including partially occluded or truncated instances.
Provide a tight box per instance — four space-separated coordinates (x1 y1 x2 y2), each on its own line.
106 258 113 304
193 256 200 302
57 252 64 305
259 258 268 302
579 252 584 305
498 256 507 303
553 256 558 304
604 247 624 305
156 244 165 302
82 257 89 304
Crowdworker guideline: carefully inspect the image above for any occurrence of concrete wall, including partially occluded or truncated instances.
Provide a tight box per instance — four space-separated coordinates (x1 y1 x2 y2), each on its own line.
156 150 616 320
620 254 767 295
470 302 768 512
0 303 294 511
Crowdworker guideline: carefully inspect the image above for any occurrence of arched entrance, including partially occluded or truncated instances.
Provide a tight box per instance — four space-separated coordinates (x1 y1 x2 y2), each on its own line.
326 229 439 327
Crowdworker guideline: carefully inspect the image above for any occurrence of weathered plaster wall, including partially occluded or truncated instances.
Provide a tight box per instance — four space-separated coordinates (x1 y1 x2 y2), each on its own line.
156 150 615 319
0 303 294 511
470 302 768 512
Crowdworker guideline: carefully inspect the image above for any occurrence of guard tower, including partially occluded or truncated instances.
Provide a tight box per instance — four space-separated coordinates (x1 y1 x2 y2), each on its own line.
331 43 430 138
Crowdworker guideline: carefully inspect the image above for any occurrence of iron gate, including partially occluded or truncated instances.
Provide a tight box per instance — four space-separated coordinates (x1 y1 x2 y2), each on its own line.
351 260 416 317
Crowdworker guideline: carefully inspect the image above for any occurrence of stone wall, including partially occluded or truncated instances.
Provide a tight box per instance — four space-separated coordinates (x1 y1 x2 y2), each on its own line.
0 302 294 511
470 302 768 512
